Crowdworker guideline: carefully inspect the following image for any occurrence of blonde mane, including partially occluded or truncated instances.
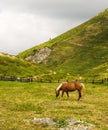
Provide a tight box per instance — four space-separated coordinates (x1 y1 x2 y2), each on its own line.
56 83 62 91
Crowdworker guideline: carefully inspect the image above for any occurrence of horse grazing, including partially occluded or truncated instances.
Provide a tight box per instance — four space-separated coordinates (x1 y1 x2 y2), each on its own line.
55 82 85 101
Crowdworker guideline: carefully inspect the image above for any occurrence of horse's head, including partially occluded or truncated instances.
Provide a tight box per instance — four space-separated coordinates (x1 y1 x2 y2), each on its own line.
55 83 62 97
55 90 59 97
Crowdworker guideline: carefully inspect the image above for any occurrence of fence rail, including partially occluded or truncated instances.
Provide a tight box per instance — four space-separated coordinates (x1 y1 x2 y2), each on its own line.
0 76 108 84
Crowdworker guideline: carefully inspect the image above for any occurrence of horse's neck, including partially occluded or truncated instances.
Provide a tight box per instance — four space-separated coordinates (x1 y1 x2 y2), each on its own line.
56 83 62 91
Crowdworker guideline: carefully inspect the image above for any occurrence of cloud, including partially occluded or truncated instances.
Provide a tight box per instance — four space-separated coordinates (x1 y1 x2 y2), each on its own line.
0 0 107 20
0 0 108 55
0 11 57 54
1 0 108 19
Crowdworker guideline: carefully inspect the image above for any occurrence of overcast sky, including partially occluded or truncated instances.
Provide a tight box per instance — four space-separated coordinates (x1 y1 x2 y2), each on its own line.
0 0 108 55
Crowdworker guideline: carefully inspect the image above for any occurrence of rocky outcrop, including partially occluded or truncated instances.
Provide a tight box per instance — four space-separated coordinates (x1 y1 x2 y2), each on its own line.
25 47 51 63
23 117 95 130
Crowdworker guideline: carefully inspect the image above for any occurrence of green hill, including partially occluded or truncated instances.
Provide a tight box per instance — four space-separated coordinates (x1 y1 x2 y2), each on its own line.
0 52 47 77
18 9 108 80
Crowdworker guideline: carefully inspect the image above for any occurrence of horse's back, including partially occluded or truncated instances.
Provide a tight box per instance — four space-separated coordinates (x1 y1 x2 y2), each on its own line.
61 82 84 91
61 82 76 91
74 82 84 90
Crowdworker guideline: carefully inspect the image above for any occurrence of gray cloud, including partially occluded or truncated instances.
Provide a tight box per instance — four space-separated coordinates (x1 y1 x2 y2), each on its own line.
1 0 107 19
0 0 108 55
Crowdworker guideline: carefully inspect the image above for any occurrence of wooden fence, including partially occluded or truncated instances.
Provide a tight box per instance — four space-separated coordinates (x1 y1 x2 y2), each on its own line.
0 75 108 84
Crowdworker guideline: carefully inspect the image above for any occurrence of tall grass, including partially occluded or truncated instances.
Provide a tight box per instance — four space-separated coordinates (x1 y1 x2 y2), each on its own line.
0 81 108 130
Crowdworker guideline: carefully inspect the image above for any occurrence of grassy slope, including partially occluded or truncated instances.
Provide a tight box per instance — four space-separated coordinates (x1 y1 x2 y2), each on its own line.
0 54 47 77
0 81 108 130
18 9 108 79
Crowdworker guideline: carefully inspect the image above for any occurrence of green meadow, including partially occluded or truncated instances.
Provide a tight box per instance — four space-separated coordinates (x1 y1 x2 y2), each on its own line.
0 81 108 130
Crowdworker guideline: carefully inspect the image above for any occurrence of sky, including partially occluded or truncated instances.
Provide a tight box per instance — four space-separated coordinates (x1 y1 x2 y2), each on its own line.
0 0 108 55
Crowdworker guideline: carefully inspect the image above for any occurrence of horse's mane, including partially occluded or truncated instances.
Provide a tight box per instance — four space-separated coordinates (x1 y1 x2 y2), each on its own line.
56 83 62 91
56 82 68 91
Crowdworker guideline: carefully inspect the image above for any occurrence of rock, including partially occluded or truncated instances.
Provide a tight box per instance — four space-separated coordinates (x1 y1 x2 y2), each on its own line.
34 117 56 127
25 47 51 63
23 117 95 130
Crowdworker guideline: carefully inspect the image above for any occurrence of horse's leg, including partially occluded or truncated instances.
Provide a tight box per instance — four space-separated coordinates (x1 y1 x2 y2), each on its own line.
66 91 69 97
78 90 82 101
61 90 64 97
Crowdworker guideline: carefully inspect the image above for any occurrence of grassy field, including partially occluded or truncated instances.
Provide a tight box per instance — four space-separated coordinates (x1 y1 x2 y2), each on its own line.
0 81 108 130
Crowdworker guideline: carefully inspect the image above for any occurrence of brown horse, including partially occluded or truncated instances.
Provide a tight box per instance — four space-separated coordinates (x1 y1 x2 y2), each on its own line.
55 82 85 101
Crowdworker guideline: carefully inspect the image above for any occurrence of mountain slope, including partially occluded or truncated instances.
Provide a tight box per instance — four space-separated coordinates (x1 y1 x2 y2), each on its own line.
18 9 108 79
0 52 47 77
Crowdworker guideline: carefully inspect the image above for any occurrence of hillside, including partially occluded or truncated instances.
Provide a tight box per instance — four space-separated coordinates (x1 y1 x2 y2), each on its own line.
18 9 108 80
0 52 47 78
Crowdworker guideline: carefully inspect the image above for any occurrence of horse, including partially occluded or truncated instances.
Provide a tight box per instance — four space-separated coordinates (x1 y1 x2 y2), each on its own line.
55 81 85 101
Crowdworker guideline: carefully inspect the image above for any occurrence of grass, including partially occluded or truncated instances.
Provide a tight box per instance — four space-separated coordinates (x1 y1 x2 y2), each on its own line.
0 55 48 77
0 81 108 130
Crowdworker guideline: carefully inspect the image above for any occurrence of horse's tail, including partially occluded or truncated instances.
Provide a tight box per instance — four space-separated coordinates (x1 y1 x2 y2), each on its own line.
81 83 85 89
